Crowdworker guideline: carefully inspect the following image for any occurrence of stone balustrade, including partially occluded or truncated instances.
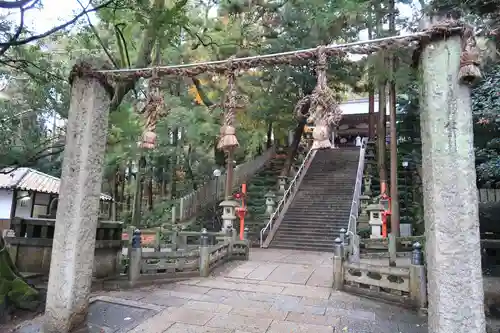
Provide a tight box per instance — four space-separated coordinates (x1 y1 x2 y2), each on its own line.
334 238 427 310
124 228 250 288
5 217 124 278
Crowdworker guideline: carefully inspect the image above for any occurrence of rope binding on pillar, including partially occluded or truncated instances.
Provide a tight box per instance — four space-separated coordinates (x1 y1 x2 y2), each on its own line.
217 58 240 152
458 25 482 86
308 46 342 150
140 66 164 149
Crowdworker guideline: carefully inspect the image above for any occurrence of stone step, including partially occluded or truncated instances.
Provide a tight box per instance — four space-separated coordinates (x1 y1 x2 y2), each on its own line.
274 230 344 238
269 241 335 252
278 220 349 226
277 221 347 228
282 213 350 219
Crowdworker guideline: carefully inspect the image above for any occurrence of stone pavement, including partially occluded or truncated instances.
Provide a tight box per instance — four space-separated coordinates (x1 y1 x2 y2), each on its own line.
105 248 427 333
13 248 428 333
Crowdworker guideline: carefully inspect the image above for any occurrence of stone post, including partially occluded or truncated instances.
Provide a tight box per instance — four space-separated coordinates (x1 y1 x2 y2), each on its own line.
43 64 111 333
351 234 360 263
243 227 250 260
333 238 344 290
420 27 485 332
226 227 233 258
199 229 210 277
409 242 427 310
339 228 346 245
388 233 397 267
128 229 142 287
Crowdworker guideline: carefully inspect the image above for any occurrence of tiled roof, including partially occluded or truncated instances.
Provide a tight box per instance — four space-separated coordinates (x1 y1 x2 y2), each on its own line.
0 167 112 201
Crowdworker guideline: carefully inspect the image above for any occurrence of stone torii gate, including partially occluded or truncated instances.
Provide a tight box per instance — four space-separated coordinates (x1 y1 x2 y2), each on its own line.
42 22 486 333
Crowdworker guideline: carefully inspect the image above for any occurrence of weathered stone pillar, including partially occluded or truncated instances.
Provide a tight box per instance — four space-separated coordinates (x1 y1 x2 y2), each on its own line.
420 29 485 332
43 64 111 333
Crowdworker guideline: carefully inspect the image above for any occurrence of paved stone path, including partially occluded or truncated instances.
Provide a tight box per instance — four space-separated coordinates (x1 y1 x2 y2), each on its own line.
96 248 427 333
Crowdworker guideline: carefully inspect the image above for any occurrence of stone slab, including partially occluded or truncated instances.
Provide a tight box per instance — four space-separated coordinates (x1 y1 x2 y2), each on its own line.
246 263 279 280
205 313 273 332
182 300 233 313
163 308 215 326
14 301 158 333
266 320 335 333
164 323 233 333
280 284 331 299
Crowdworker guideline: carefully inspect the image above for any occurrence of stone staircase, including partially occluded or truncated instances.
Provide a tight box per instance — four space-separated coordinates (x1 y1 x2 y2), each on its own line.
268 148 360 252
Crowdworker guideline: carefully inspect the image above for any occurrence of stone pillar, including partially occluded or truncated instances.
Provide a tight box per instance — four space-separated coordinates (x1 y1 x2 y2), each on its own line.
128 229 142 287
409 242 427 310
199 229 210 277
43 64 111 333
332 238 344 290
420 30 485 332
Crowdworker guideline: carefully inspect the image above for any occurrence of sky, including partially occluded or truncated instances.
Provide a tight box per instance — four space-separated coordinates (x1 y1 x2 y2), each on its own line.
11 0 419 48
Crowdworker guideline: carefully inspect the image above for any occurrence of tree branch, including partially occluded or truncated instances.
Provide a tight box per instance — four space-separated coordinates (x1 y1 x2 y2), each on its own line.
109 0 171 111
76 0 119 68
0 0 116 49
0 2 26 57
0 0 32 9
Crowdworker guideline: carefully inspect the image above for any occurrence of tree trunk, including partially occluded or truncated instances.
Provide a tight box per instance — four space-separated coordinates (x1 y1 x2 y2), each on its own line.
376 7 388 194
367 8 376 140
126 160 132 213
112 167 119 220
119 169 125 218
280 118 306 177
132 156 146 226
185 145 198 191
147 171 153 211
388 0 400 236
266 122 273 148
169 128 178 200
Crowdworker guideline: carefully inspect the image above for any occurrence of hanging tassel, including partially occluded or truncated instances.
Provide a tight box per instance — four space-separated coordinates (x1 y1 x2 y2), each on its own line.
140 67 163 149
217 68 240 151
458 26 481 86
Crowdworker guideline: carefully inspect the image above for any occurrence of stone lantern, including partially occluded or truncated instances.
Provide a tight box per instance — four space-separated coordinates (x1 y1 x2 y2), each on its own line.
264 191 276 217
366 203 384 239
219 200 238 231
277 176 287 201
277 176 287 192
363 175 372 196
358 194 371 229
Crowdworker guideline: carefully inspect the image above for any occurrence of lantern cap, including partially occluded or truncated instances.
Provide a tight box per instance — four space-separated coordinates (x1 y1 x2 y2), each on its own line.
265 191 276 198
366 203 384 212
219 200 238 207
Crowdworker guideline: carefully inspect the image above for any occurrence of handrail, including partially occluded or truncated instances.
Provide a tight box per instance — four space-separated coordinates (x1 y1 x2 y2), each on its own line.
345 137 368 253
175 146 276 222
260 148 317 247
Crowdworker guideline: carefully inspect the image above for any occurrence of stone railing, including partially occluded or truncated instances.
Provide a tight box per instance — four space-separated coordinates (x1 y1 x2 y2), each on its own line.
345 137 368 258
5 217 124 278
334 238 427 309
358 235 426 261
260 148 316 247
125 228 249 287
174 146 276 223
